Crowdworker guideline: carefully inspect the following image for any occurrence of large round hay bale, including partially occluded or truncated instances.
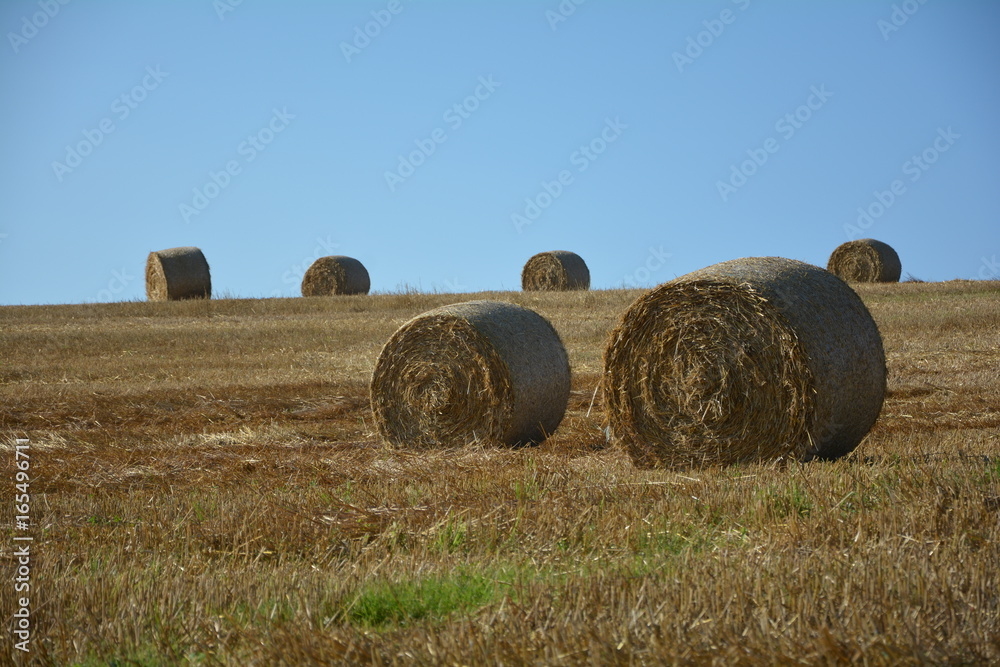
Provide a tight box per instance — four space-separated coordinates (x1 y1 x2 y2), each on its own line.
371 300 570 448
145 246 211 301
827 239 901 283
602 257 885 468
301 256 370 296
521 251 590 291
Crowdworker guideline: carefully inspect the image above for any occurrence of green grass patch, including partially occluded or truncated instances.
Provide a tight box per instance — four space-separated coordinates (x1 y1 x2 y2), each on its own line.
633 528 692 556
346 571 501 628
433 516 470 554
759 481 813 519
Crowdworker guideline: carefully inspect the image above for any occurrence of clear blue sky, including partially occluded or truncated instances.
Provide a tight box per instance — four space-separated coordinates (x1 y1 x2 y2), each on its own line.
2 0 998 305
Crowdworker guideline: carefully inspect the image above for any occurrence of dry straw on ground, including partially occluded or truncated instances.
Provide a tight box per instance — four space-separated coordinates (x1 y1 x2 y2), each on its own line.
145 246 211 301
371 300 570 448
603 257 886 468
827 238 902 283
301 256 370 296
521 250 590 291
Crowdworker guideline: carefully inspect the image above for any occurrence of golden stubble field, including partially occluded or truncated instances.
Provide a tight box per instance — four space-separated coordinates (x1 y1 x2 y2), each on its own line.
1 281 999 666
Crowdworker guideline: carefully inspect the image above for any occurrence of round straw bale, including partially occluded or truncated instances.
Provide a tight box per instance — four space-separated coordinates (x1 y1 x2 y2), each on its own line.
602 257 885 468
371 300 570 448
301 256 370 296
827 239 901 283
521 251 590 291
145 246 211 301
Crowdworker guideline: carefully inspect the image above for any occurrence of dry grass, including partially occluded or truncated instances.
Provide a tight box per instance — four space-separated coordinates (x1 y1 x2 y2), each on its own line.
1 281 998 665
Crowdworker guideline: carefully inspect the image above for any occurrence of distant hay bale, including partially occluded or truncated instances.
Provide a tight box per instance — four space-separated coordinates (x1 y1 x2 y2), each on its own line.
371 300 570 448
827 239 901 283
521 251 590 291
145 246 211 301
301 256 370 296
602 257 886 468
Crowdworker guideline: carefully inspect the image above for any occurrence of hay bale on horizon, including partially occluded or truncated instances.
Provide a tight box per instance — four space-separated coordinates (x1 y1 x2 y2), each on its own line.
602 257 886 468
145 246 211 301
301 256 370 296
521 250 590 291
371 300 570 448
827 239 901 283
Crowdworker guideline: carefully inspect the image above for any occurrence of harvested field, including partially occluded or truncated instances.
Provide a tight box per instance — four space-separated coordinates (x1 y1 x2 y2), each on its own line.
1 282 998 665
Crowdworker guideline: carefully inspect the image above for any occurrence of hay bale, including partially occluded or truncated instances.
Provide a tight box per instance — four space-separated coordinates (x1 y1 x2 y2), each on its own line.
371 300 570 448
145 247 211 301
602 257 885 468
301 256 370 296
827 239 901 283
521 251 590 291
